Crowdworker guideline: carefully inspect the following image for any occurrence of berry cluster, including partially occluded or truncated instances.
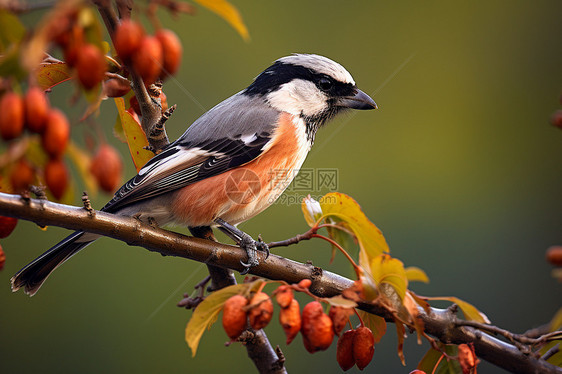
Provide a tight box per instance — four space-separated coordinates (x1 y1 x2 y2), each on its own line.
0 87 70 200
221 279 376 371
52 15 107 91
114 20 182 85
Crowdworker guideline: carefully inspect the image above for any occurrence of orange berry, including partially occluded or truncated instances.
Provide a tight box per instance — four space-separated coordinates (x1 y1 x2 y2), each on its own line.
76 44 107 90
409 371 427 374
353 326 375 370
10 159 34 194
42 109 70 158
44 158 69 200
90 144 123 193
279 298 301 344
0 92 24 141
336 330 356 371
546 246 562 266
24 87 50 133
62 25 84 68
0 216 18 239
301 301 334 353
275 285 294 309
222 295 248 340
114 19 145 62
155 29 182 77
132 36 163 85
248 291 273 330
298 279 312 289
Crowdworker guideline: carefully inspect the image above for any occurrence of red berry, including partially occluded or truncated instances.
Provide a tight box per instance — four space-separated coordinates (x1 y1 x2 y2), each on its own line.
222 295 248 340
132 36 163 85
298 279 312 289
551 110 562 129
248 292 273 330
353 327 375 370
44 158 69 200
24 87 50 133
155 29 182 77
114 19 145 62
0 92 24 141
0 216 18 238
10 159 34 194
90 144 123 193
546 246 562 266
0 244 5 270
275 285 294 309
62 25 84 68
336 330 356 371
279 298 301 344
76 44 107 90
301 301 334 353
42 109 70 158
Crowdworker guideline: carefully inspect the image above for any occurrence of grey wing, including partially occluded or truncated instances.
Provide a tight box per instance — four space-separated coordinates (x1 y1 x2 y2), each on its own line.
102 93 280 213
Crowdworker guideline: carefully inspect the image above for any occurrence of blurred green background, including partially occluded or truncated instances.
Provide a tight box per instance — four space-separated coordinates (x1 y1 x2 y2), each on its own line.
2 1 561 373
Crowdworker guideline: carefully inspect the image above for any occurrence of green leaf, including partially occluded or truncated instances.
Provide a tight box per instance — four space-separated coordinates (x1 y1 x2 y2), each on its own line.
405 266 430 283
428 296 490 324
114 98 154 172
185 283 247 356
0 10 25 51
193 0 250 42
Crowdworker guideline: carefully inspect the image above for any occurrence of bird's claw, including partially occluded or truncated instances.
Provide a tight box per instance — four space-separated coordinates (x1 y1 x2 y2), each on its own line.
238 233 268 275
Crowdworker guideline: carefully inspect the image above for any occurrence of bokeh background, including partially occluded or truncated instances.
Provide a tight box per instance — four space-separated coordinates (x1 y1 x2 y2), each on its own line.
2 1 561 373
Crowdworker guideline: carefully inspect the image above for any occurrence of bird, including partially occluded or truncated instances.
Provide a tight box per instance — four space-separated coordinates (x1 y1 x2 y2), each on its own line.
11 53 377 296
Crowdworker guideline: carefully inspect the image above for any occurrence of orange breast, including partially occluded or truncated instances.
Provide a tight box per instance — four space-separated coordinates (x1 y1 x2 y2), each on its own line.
171 112 309 227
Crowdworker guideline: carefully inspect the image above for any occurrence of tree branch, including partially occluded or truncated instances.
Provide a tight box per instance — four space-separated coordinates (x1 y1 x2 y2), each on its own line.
0 192 560 374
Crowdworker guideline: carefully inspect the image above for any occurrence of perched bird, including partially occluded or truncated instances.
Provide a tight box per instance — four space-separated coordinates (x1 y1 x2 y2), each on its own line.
11 54 377 296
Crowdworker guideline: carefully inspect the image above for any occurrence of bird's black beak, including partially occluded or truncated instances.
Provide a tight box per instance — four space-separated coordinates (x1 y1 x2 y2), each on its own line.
339 88 377 110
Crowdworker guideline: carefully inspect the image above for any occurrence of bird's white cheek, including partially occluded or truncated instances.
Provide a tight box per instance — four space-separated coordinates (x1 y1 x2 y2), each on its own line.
267 80 328 117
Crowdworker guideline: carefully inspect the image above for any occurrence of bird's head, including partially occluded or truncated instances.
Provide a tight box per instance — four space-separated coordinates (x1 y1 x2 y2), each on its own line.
244 54 376 140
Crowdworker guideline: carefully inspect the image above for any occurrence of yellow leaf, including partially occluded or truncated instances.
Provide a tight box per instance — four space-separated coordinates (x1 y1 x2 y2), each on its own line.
427 296 490 324
405 266 430 283
185 283 247 356
66 141 98 196
194 0 250 42
370 254 408 301
114 98 154 172
357 310 387 343
318 192 390 268
35 62 72 91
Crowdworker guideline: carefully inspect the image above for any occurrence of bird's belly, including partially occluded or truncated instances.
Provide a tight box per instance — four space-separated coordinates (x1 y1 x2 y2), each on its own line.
171 113 309 227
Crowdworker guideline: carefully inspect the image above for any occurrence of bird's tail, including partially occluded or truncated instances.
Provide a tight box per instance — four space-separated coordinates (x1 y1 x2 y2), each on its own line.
11 231 97 296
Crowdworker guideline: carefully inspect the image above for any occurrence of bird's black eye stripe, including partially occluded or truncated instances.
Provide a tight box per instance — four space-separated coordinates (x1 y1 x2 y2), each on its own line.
245 61 356 97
